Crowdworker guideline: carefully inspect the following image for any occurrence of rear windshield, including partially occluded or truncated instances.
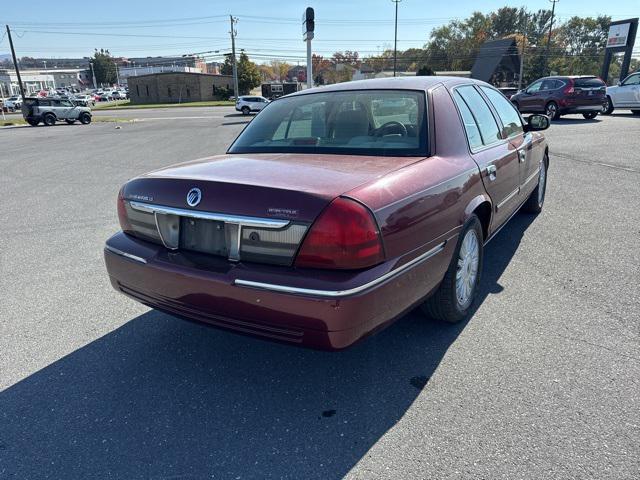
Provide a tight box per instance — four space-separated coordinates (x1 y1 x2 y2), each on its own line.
229 89 427 157
574 77 605 88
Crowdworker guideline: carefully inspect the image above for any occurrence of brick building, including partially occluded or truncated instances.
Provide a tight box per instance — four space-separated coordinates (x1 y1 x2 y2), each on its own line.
127 72 233 104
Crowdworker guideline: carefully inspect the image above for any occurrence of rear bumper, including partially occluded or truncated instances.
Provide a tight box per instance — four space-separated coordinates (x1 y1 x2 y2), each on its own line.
104 231 453 350
558 98 605 114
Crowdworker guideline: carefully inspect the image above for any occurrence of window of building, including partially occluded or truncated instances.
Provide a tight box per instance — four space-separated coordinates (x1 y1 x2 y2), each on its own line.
146 85 149 96
168 86 172 97
136 85 140 96
186 87 190 97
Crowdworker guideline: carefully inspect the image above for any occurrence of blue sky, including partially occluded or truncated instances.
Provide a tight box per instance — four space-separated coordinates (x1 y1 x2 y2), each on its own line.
0 0 637 64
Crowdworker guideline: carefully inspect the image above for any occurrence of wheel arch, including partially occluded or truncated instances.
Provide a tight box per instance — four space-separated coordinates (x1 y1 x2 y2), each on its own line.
464 194 492 241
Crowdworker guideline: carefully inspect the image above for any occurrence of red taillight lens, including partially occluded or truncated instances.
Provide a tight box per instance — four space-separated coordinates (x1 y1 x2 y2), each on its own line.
563 79 575 95
117 187 132 232
295 197 384 270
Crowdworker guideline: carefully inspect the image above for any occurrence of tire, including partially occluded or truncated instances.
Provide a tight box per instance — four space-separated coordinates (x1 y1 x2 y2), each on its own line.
241 106 250 115
545 102 560 120
631 110 640 116
65 119 76 125
522 153 549 214
421 216 484 324
27 118 39 127
79 113 91 125
582 111 598 120
43 113 56 126
602 96 614 115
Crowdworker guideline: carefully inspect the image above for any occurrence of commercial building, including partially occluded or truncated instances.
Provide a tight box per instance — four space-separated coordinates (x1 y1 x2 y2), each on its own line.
127 72 233 104
0 69 55 96
118 65 201 82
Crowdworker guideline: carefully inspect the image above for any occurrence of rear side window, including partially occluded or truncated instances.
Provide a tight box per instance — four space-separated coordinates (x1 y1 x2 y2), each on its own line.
480 87 523 138
574 77 605 88
452 91 483 150
455 86 502 146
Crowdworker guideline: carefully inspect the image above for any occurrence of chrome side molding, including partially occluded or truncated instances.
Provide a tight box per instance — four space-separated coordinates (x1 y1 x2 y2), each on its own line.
234 241 446 298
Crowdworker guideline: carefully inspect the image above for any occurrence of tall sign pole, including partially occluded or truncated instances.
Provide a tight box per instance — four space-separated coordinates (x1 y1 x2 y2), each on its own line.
6 25 26 98
303 7 314 89
230 15 239 99
391 0 402 77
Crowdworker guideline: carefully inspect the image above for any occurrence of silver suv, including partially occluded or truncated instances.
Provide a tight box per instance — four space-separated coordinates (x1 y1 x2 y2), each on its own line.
22 97 92 127
235 96 269 115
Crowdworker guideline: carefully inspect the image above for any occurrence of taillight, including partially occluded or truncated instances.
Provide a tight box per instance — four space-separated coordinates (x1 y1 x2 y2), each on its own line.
563 79 575 95
117 187 132 232
295 197 384 270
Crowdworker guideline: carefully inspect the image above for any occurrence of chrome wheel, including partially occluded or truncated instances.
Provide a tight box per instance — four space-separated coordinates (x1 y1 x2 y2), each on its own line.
538 162 547 206
455 229 480 310
601 99 610 114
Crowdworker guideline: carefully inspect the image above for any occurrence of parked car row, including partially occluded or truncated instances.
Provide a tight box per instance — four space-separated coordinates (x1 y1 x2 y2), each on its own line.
510 73 640 120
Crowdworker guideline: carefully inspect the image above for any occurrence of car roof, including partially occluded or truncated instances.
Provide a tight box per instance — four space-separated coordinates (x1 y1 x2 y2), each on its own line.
288 76 490 97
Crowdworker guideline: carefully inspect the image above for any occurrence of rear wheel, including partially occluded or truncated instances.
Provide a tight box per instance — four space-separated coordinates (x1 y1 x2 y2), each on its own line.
522 153 548 214
602 96 614 115
545 102 560 120
421 216 483 324
632 110 640 116
43 113 56 126
241 106 250 115
79 113 91 124
582 111 598 120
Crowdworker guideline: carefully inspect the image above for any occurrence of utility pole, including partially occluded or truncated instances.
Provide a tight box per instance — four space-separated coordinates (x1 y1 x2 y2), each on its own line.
303 7 314 89
229 15 239 99
545 0 559 75
6 25 26 99
89 61 97 89
518 18 528 90
391 0 402 77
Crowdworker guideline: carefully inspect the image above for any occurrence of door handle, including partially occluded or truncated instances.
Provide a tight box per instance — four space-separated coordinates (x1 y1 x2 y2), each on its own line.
486 165 497 181
518 149 526 163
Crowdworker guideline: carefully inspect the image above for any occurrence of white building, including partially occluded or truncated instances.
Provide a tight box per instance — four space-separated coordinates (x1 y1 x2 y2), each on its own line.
118 65 201 81
0 69 55 96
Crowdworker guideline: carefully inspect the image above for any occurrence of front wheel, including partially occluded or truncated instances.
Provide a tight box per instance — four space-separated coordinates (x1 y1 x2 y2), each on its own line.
421 216 483 324
79 113 91 124
582 111 598 120
522 154 548 214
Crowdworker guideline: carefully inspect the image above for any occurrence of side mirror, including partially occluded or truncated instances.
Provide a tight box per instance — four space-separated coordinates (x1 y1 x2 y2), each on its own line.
524 114 550 132
617 81 622 86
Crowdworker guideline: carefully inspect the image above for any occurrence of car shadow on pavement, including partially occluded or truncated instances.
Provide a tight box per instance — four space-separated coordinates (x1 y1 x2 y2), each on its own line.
0 214 536 479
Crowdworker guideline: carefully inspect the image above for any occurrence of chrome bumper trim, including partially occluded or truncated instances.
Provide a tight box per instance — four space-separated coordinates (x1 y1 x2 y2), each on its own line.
234 241 446 298
105 245 147 264
129 201 290 229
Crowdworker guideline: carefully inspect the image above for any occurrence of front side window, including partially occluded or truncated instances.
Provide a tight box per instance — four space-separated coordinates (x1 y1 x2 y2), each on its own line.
229 89 427 156
526 80 543 93
481 87 523 138
455 86 502 146
622 74 640 86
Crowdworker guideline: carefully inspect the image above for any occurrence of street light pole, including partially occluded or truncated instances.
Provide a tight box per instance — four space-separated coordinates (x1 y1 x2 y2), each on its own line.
391 0 402 77
6 25 26 99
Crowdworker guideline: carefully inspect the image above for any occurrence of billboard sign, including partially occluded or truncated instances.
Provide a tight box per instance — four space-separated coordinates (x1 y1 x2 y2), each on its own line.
607 23 630 48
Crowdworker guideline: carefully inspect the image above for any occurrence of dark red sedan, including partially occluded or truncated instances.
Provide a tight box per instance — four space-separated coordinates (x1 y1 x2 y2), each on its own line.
104 77 550 350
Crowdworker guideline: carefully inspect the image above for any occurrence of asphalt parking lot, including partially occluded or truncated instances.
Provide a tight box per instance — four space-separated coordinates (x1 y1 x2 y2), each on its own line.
1 108 638 479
